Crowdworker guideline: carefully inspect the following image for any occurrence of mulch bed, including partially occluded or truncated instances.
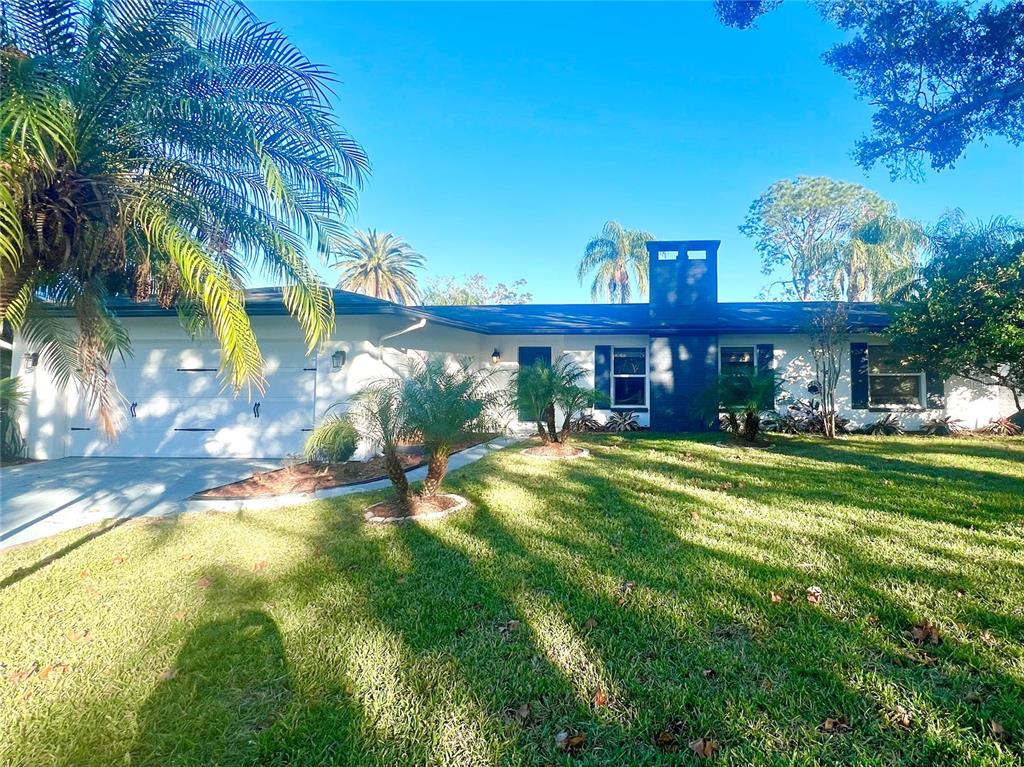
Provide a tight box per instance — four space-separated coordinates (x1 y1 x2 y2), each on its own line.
192 434 497 499
363 493 470 524
521 442 590 460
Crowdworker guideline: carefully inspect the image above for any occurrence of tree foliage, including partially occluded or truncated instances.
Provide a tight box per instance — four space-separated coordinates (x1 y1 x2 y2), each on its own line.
889 214 1024 411
508 354 598 444
577 221 654 304
420 273 532 306
740 176 924 301
0 0 366 435
715 0 1024 178
807 304 848 439
332 230 423 304
696 371 782 442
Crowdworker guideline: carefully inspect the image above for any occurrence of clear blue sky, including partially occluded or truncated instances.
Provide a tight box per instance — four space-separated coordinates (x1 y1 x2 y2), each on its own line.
255 1 1024 303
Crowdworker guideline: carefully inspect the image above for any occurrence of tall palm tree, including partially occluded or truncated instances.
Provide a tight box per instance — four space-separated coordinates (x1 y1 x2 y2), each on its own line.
577 221 655 303
0 0 367 434
332 229 424 304
832 214 927 301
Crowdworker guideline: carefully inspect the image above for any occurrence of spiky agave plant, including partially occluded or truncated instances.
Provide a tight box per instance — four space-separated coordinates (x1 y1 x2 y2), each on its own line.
0 0 367 435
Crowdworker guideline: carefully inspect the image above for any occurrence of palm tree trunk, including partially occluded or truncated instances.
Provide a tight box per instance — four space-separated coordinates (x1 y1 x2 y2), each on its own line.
560 412 572 443
544 403 559 443
420 445 449 498
383 445 411 511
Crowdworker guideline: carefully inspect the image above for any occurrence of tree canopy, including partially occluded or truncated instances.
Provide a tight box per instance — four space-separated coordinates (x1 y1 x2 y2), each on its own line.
420 273 532 306
889 214 1024 411
715 0 1024 178
0 0 367 433
332 230 423 304
577 221 654 304
740 176 924 301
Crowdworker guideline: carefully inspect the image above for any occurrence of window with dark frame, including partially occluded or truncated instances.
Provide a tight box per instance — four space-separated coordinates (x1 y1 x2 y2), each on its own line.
868 346 925 408
720 346 754 376
612 347 646 407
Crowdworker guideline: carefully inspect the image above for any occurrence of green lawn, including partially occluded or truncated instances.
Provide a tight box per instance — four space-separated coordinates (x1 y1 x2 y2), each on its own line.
2 435 1023 766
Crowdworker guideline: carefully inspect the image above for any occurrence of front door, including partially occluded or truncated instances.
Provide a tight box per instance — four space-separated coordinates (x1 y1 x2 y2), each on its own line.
517 346 552 422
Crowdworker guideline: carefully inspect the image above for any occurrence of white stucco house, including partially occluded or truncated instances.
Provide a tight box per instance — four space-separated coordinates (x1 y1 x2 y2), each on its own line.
10 239 1016 459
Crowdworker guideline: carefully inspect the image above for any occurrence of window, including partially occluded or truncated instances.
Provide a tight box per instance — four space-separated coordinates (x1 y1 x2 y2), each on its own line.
657 249 678 260
720 347 754 376
612 347 646 407
868 346 924 408
686 249 707 260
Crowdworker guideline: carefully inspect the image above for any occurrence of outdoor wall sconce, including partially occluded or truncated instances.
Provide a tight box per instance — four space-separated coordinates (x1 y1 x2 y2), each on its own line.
331 350 347 371
25 352 39 369
491 348 501 364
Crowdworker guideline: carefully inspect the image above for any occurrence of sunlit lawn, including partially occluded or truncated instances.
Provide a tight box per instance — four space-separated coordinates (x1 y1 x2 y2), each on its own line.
1 434 1023 766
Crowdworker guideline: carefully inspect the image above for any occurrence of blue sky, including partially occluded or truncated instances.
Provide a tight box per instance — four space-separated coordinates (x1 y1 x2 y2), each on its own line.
256 1 1024 303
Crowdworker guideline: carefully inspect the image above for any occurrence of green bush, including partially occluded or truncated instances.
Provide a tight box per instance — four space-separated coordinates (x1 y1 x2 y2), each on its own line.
304 412 359 463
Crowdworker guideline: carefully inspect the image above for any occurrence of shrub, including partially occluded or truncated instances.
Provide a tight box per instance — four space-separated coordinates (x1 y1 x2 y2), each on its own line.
977 417 1023 437
569 414 602 432
922 415 964 436
861 413 904 435
508 354 600 444
304 412 359 463
760 411 801 434
697 372 782 442
783 398 851 435
606 410 641 432
0 377 26 462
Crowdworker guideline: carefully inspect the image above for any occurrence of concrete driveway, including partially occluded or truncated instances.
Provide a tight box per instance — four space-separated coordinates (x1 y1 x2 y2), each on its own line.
0 457 279 550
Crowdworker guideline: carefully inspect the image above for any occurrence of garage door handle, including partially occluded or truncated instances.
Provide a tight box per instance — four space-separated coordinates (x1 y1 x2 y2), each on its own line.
129 402 138 418
253 402 261 419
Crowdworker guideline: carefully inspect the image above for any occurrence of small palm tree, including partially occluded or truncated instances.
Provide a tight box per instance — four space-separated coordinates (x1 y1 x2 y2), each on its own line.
333 230 424 304
400 357 497 498
696 371 782 442
577 221 655 303
350 380 412 511
509 354 599 444
1 0 367 435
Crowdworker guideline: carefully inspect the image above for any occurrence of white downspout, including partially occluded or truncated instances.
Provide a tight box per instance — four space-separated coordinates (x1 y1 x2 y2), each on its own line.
377 317 427 360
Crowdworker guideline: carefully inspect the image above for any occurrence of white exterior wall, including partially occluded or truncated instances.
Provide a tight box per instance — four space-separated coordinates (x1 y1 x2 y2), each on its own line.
720 333 1015 430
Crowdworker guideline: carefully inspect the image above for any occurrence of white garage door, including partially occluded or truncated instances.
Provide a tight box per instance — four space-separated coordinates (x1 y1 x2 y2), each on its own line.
66 339 316 459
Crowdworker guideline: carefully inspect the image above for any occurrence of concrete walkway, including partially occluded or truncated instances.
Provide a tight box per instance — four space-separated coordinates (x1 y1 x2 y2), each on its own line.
0 437 517 549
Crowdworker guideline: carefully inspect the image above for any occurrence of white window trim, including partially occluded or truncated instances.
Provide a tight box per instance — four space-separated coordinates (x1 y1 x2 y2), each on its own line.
867 345 926 410
611 346 648 408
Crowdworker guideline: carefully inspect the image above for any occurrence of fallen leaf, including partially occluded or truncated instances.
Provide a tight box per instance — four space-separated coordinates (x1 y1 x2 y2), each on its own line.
821 715 851 733
498 619 520 639
702 668 717 679
196 576 213 590
770 592 782 604
555 730 587 753
180 553 193 561
653 721 684 751
8 662 39 685
966 690 983 704
591 686 608 707
806 586 823 605
66 629 92 644
583 618 598 630
610 542 622 554
157 668 178 681
512 702 531 724
908 620 941 646
990 720 1007 741
253 561 267 572
112 555 126 565
37 663 70 680
690 511 700 521
887 705 913 729
689 737 719 758
173 610 187 621
78 568 90 579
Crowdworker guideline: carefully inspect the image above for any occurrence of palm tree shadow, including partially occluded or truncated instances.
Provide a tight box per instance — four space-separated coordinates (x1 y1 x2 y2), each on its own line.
130 609 291 766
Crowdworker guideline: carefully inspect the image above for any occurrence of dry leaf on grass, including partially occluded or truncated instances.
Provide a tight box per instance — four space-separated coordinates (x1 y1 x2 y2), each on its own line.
66 629 92 644
989 721 1007 742
157 668 178 681
966 690 984 704
508 702 531 724
37 663 70 680
806 586 823 604
196 576 213 590
8 662 39 685
555 730 587 754
702 668 717 679
112 555 126 565
770 592 782 604
908 620 941 646
689 737 719 758
591 687 608 707
78 569 90 579
820 715 851 733
253 561 267 572
497 619 521 639
583 618 598 630
653 721 684 751
173 610 187 621
887 705 914 729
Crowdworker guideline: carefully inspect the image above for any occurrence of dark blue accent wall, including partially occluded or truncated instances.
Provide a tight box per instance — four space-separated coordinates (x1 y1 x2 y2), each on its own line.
649 334 719 432
646 240 720 322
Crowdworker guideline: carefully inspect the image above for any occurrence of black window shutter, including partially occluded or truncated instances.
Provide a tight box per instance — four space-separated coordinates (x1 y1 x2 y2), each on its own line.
851 342 869 409
756 343 775 409
925 371 945 409
594 345 612 407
